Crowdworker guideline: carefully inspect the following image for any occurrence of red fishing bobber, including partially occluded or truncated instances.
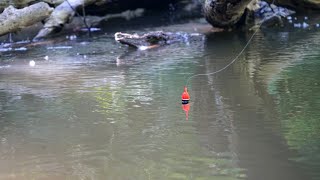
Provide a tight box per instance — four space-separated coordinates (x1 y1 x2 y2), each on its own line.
181 86 190 104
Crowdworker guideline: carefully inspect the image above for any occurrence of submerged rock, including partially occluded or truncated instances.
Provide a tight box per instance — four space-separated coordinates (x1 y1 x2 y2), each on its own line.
255 1 295 19
261 15 284 27
255 1 295 27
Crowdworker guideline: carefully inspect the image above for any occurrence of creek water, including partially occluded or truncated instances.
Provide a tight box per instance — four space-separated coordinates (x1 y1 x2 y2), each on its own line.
0 18 320 180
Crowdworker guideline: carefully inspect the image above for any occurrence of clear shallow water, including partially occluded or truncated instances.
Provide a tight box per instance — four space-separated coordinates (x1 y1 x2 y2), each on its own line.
0 20 320 179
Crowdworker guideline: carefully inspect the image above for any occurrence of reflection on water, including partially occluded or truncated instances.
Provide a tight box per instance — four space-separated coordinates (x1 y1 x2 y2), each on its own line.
268 55 320 179
0 19 320 179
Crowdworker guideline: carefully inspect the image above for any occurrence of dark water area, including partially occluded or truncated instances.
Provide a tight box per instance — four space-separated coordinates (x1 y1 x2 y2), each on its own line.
0 18 320 179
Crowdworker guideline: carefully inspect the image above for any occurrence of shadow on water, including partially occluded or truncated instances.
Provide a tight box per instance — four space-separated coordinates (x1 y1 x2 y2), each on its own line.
217 29 320 180
268 61 320 179
188 31 312 180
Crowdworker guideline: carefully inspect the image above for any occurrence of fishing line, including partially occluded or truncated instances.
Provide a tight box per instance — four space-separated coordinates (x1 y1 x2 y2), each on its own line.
65 0 91 35
185 0 276 88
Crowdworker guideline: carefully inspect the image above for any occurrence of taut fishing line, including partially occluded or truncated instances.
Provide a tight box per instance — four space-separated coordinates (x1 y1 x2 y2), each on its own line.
184 0 276 90
185 27 258 87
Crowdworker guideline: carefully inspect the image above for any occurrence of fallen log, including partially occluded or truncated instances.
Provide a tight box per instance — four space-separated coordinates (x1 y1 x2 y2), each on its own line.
34 0 101 40
0 2 53 37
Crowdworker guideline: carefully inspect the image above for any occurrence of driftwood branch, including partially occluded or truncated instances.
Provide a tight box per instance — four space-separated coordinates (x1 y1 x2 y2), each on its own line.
34 0 100 40
0 2 53 37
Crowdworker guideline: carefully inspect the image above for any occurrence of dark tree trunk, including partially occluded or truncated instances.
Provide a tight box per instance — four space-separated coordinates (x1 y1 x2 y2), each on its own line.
203 0 253 28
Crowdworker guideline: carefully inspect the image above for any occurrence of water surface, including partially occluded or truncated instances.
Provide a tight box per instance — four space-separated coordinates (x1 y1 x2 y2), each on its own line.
0 19 320 180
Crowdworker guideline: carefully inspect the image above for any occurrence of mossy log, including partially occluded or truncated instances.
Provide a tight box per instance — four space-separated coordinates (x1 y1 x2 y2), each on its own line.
203 0 254 28
0 2 53 37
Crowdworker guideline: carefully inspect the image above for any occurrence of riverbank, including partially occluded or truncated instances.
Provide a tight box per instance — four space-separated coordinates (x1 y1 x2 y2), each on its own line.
1 0 320 43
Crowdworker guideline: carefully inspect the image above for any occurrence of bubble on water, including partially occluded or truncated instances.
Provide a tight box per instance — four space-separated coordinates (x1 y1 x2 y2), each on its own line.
29 60 35 67
15 47 27 51
81 27 101 32
47 46 72 50
69 35 77 40
139 46 149 50
44 55 49 60
0 65 10 69
293 23 301 28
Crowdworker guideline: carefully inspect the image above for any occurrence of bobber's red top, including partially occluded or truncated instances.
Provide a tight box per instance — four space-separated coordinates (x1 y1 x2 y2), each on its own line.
181 86 190 101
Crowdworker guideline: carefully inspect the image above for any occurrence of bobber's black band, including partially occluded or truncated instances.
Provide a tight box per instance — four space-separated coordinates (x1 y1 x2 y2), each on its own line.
182 100 189 104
